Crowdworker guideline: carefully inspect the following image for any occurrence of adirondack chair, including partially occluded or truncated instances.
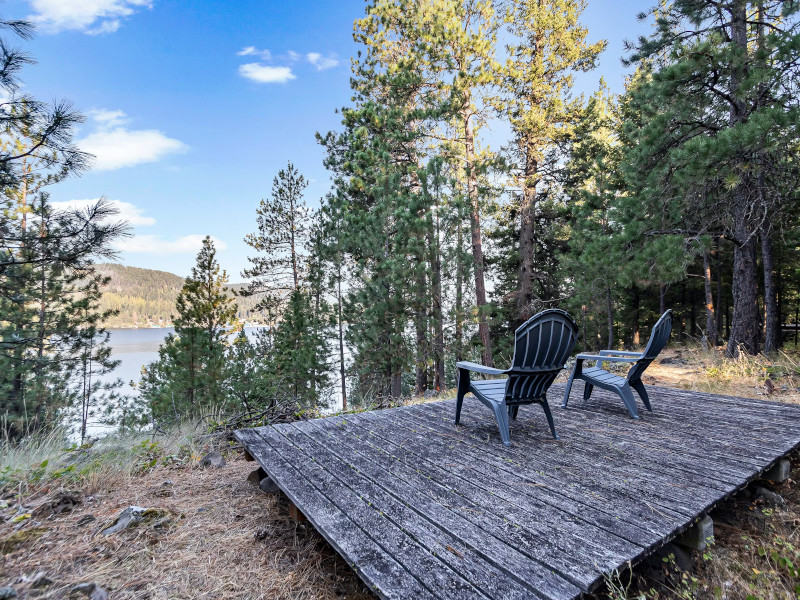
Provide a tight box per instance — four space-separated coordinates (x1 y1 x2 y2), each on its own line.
455 309 578 446
562 309 673 419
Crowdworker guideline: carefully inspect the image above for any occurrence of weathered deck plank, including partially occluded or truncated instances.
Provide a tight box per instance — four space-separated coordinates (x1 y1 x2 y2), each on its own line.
235 387 800 600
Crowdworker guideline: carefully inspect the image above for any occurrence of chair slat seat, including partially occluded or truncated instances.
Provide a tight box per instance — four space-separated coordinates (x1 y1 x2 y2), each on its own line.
455 309 578 446
562 310 673 419
580 367 625 386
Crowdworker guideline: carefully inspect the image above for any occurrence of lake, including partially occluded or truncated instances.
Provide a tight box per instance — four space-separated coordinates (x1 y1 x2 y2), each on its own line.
103 327 345 419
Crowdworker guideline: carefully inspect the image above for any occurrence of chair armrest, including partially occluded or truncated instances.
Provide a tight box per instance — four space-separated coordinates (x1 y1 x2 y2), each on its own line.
598 350 643 357
456 361 507 376
576 354 640 363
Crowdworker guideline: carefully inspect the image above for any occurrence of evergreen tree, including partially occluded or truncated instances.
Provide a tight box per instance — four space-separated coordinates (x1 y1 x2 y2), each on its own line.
496 0 606 326
141 237 239 420
623 0 800 355
242 162 310 314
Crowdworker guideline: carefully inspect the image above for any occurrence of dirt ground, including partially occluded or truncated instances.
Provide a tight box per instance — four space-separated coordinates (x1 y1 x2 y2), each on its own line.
0 456 373 599
3 352 800 599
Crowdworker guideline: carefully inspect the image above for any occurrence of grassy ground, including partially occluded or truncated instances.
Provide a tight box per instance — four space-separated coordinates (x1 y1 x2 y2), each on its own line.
2 348 800 599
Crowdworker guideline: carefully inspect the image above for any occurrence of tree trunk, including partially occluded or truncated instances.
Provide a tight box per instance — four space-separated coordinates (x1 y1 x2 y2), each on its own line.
462 107 493 367
429 205 445 392
715 241 723 337
337 267 347 411
606 286 614 349
703 251 718 347
726 2 760 356
659 286 666 315
517 145 537 325
761 219 779 353
414 300 427 395
727 221 760 356
454 218 465 363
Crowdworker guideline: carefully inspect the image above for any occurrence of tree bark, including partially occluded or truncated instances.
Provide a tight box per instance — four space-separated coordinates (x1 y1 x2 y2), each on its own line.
517 144 537 325
337 266 347 411
462 107 493 367
761 219 780 353
726 2 760 356
606 285 614 349
428 205 445 392
703 251 718 347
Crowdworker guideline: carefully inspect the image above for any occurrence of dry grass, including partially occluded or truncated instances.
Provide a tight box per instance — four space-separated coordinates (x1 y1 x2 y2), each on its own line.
4 350 800 600
0 445 372 599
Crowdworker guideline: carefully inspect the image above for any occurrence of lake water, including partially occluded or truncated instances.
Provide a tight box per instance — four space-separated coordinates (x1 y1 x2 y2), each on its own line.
103 327 345 417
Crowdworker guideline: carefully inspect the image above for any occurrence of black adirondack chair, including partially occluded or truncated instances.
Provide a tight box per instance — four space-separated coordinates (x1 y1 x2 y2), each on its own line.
455 309 578 446
562 309 673 419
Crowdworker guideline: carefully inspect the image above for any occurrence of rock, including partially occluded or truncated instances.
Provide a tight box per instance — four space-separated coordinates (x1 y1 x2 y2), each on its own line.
75 514 96 527
100 506 145 535
69 582 109 600
0 527 48 554
199 451 226 468
755 486 786 508
0 587 17 599
101 506 176 535
659 357 687 365
32 490 81 518
30 573 53 589
247 467 267 485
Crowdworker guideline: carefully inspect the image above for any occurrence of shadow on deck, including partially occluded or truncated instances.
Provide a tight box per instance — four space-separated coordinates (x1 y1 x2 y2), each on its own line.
235 384 800 600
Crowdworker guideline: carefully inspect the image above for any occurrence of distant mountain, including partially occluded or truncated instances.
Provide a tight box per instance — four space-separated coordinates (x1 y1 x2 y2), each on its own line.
95 263 267 328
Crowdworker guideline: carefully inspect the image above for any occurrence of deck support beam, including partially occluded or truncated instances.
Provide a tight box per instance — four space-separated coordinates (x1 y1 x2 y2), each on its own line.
763 458 791 483
675 515 714 551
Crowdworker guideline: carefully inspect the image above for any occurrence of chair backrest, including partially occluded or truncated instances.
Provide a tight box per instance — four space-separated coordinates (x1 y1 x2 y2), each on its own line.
627 309 673 383
505 309 578 403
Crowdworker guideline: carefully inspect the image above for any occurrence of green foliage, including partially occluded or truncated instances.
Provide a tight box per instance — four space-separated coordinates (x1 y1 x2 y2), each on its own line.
140 237 240 422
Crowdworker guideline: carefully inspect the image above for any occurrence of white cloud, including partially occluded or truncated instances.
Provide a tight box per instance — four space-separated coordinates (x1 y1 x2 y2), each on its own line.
307 52 338 70
238 63 295 84
51 198 156 226
116 234 227 254
27 0 152 34
287 50 300 62
237 46 271 60
77 110 187 171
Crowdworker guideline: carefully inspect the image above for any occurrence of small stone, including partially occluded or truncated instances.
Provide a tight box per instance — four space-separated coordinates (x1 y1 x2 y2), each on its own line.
32 490 80 518
69 582 109 600
100 506 145 536
76 514 96 527
30 573 53 589
199 451 226 468
755 486 786 508
162 480 174 486
0 587 17 599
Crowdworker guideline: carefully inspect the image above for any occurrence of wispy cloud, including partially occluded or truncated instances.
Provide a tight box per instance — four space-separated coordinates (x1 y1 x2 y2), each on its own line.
237 46 271 60
77 110 187 171
51 198 156 226
238 63 295 84
117 234 227 254
307 52 338 71
26 0 152 34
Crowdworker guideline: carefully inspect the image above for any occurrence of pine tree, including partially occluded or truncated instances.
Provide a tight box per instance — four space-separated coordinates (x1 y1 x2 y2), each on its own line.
623 0 800 355
242 162 310 314
141 237 239 420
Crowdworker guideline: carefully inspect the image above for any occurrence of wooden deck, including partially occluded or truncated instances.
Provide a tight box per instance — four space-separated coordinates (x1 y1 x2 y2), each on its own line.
235 384 800 600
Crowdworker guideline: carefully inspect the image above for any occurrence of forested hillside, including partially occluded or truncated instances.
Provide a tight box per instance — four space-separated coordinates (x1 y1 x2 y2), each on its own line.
96 264 267 328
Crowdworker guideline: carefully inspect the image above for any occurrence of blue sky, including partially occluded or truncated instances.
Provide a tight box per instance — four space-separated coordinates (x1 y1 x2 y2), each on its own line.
4 0 651 280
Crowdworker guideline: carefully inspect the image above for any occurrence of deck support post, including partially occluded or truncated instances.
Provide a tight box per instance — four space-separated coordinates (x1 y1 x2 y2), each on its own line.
675 515 714 551
763 458 791 483
243 449 255 462
288 500 307 523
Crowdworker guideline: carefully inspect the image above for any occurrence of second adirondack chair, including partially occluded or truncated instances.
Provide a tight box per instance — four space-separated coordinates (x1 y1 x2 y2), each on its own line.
455 309 578 446
562 309 673 419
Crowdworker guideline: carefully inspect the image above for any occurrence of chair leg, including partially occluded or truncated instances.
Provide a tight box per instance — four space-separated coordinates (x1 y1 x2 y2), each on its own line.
631 380 652 412
540 398 559 440
583 383 594 402
508 405 519 420
562 367 577 408
490 401 511 447
455 368 470 425
619 383 640 420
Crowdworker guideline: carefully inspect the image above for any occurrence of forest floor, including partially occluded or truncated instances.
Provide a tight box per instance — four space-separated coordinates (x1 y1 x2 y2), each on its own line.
2 347 800 599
